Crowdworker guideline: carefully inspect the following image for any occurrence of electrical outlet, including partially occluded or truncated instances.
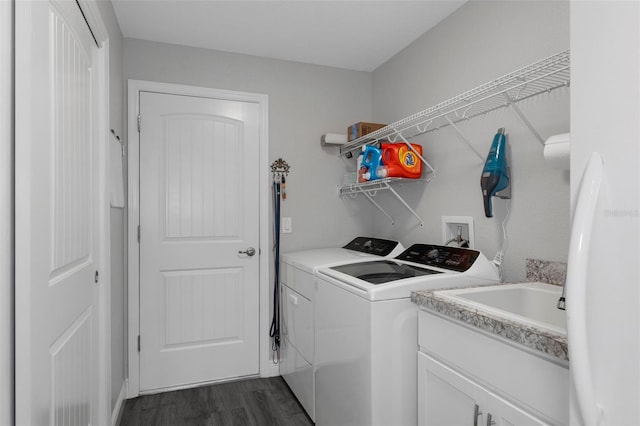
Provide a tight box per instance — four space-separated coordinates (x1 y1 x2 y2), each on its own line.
282 217 292 233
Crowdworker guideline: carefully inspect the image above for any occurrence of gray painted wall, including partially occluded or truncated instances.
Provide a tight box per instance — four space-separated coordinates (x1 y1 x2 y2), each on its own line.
371 0 570 281
123 39 375 253
95 0 126 414
123 39 375 369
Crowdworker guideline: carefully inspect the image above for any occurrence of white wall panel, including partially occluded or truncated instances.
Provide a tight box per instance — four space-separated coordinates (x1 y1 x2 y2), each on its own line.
50 309 93 426
163 116 241 240
162 269 242 347
50 9 93 278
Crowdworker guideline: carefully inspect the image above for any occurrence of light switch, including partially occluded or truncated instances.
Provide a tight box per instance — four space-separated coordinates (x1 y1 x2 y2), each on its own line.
282 217 292 233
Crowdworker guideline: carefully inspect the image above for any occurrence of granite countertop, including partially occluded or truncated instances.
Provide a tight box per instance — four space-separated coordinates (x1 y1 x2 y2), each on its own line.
411 259 569 362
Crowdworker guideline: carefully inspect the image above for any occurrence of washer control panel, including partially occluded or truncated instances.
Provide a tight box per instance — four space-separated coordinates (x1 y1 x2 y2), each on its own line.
396 244 480 272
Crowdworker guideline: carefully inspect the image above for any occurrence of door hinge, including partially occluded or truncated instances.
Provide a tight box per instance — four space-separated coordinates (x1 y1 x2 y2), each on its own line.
137 225 140 243
137 114 141 132
137 335 141 352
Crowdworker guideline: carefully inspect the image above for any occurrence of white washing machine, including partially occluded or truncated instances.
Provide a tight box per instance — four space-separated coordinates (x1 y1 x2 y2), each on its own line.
314 243 500 426
279 237 405 421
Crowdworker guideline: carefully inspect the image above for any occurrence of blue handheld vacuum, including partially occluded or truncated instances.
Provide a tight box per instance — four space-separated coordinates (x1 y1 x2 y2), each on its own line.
481 128 510 217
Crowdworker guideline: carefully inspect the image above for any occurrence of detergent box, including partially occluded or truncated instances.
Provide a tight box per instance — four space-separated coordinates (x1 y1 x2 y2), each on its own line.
347 122 387 141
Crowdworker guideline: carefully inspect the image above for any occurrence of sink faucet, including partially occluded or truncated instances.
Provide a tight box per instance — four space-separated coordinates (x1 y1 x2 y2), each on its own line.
557 287 566 310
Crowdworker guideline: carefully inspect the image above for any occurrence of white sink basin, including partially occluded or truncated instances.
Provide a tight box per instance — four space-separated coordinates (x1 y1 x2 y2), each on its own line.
434 282 566 336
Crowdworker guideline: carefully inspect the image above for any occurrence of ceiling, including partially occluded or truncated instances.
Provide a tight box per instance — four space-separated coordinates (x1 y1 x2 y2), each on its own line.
111 1 466 72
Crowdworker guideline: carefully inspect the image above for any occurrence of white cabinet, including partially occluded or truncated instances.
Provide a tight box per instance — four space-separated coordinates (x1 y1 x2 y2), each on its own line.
417 310 569 425
419 352 547 426
280 284 313 361
495 395 548 426
279 265 316 421
418 351 480 426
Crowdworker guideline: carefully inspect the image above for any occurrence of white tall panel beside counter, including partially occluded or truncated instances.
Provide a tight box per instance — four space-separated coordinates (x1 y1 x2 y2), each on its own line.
569 2 640 425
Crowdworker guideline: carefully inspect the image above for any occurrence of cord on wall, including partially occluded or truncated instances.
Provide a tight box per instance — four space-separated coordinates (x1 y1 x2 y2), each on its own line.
492 200 511 281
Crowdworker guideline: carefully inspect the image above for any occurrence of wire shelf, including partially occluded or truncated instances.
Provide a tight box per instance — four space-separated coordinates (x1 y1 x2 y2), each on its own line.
338 176 433 226
338 176 430 197
340 50 570 157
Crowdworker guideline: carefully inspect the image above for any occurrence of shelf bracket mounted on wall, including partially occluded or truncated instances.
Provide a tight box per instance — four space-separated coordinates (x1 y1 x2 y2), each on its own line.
443 116 485 161
361 191 396 225
338 178 425 227
388 127 437 174
385 184 424 226
503 93 546 145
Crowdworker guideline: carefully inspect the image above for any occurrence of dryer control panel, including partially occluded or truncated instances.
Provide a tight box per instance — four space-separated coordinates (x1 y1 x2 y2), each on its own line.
396 244 480 272
343 237 402 256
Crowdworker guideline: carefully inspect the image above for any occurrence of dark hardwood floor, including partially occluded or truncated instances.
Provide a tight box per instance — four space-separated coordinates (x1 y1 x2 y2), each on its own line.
119 376 314 426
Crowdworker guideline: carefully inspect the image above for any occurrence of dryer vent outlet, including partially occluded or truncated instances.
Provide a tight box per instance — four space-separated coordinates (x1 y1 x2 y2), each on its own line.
442 216 475 249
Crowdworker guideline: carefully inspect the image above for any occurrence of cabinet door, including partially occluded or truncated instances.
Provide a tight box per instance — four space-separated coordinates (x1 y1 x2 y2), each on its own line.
418 352 486 426
488 392 549 426
280 284 313 362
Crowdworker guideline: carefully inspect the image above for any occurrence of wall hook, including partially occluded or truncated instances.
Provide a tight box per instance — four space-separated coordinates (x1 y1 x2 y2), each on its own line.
271 158 290 177
110 128 125 156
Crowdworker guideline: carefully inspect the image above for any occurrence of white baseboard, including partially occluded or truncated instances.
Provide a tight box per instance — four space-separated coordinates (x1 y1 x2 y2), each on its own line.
117 364 279 419
263 361 280 378
111 379 128 426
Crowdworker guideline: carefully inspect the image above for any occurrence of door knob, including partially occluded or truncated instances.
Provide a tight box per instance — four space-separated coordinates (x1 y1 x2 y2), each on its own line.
238 247 256 257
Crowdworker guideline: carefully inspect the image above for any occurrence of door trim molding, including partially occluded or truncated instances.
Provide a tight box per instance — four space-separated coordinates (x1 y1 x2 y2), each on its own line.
126 80 270 397
0 1 13 425
80 3 112 421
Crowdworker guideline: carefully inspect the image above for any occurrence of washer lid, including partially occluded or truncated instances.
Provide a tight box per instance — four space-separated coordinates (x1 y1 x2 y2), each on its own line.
329 260 441 284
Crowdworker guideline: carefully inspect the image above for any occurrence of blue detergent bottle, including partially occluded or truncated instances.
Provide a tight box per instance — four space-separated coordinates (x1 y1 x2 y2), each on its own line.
360 145 385 181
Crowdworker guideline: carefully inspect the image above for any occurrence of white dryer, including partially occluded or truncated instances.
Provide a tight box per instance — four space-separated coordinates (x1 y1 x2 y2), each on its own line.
314 244 500 426
279 237 405 421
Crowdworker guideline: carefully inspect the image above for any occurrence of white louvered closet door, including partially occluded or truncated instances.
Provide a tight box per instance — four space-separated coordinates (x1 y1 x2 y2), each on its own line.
15 1 102 425
138 91 261 392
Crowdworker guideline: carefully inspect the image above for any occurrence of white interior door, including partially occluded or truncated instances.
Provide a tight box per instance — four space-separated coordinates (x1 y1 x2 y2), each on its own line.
15 0 103 424
139 91 261 392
